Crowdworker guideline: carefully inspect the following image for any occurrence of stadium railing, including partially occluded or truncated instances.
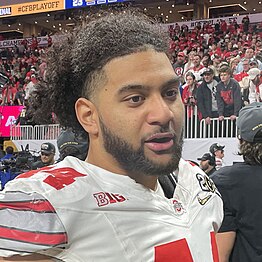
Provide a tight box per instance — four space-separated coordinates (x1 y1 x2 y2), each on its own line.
11 124 61 140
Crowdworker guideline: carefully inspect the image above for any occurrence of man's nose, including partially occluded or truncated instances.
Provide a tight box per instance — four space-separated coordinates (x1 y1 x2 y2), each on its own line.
146 96 174 126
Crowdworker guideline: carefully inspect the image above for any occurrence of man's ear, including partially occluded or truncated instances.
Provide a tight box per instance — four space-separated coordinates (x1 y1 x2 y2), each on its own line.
75 98 99 135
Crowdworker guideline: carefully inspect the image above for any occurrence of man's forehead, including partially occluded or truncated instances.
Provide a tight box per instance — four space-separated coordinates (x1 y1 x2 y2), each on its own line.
102 51 173 80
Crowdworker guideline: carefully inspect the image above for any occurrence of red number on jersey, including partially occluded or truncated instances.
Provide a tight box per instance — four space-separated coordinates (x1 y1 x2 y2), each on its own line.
155 232 219 262
155 238 193 262
17 167 86 190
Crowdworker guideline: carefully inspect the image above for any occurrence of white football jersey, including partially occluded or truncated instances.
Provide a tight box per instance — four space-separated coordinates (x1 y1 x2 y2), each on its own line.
0 156 223 262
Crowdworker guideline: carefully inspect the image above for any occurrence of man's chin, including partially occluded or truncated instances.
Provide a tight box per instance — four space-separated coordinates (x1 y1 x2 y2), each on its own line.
145 153 177 168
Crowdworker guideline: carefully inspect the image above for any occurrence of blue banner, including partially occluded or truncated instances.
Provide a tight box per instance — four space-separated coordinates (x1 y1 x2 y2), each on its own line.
65 0 126 9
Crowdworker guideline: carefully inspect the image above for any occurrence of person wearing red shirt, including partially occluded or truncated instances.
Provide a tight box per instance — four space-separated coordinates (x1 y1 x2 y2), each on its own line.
234 58 250 82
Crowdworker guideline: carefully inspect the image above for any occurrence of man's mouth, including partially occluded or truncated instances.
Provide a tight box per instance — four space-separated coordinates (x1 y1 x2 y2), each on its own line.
144 133 174 152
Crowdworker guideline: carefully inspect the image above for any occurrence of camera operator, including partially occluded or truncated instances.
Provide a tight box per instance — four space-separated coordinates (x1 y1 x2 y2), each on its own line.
31 142 56 170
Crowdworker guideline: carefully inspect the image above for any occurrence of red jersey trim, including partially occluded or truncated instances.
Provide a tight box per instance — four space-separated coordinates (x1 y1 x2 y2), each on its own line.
0 199 55 213
0 226 68 246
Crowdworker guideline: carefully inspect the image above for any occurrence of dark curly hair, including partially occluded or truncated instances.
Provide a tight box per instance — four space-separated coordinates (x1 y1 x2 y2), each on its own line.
28 10 169 134
239 130 262 165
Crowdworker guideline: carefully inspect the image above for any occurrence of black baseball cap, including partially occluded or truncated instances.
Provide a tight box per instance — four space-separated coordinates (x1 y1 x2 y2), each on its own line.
209 143 225 155
57 128 88 159
237 102 262 143
197 153 215 163
41 142 56 154
201 68 214 76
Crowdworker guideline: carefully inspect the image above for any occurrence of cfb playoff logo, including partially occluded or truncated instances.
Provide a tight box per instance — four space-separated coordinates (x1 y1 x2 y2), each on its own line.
196 173 220 196
93 192 127 207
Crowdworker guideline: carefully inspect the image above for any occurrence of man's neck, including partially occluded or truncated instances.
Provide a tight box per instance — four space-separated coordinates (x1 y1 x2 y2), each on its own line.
222 79 230 86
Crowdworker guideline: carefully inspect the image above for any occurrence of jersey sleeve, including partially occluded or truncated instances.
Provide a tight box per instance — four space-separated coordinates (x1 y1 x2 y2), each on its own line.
0 190 68 257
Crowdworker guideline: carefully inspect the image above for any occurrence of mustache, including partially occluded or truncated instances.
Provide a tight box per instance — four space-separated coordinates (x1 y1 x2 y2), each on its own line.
142 124 179 143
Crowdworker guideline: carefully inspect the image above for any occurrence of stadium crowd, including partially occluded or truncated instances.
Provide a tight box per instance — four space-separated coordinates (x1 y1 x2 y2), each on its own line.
0 16 262 124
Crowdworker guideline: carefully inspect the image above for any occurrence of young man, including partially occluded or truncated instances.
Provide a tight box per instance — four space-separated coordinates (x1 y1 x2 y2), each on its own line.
209 143 226 170
211 102 262 262
31 142 56 170
0 11 222 261
216 66 242 121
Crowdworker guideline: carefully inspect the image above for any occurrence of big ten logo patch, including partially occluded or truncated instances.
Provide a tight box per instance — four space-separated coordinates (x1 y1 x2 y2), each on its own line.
93 192 127 207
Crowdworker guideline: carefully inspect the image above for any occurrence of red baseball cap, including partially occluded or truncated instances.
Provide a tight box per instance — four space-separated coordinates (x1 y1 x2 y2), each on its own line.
178 52 185 57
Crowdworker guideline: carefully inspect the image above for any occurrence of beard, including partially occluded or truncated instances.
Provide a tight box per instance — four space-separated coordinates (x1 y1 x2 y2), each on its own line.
99 117 183 177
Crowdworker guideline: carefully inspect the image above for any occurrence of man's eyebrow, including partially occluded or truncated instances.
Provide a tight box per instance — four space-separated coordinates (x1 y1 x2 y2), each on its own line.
118 84 149 95
161 78 180 91
117 78 179 95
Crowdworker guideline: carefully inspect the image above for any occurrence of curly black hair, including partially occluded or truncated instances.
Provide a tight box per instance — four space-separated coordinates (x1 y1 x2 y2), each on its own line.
29 10 169 134
239 130 262 165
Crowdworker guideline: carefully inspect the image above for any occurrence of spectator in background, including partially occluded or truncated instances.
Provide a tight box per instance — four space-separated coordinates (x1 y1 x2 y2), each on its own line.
14 84 25 105
190 54 205 81
24 74 38 100
210 53 222 79
216 66 242 122
31 142 56 170
248 68 262 104
241 15 250 33
209 143 225 170
182 71 200 137
47 34 52 48
173 51 186 78
196 68 218 125
236 48 262 73
0 146 14 161
183 50 196 74
241 68 262 105
182 71 199 110
0 82 16 106
230 56 240 76
234 58 250 82
211 102 262 262
197 152 216 176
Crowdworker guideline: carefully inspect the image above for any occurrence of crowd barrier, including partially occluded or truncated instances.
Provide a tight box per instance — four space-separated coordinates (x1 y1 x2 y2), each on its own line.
10 106 237 140
183 105 237 139
10 124 61 140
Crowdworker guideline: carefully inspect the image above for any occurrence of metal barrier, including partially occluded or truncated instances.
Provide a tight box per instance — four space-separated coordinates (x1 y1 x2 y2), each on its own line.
10 124 61 140
199 118 237 138
184 105 237 139
10 107 237 140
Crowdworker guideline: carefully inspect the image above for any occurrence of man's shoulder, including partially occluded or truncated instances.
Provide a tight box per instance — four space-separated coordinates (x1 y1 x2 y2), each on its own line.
210 163 245 186
197 81 207 89
7 157 90 193
216 81 223 89
230 78 240 87
177 159 221 198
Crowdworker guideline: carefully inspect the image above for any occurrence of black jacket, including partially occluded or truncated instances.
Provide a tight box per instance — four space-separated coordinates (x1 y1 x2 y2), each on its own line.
211 163 262 262
196 80 217 118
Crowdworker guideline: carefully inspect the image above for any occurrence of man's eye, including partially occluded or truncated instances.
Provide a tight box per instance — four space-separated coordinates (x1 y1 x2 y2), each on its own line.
165 90 177 98
129 96 144 103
